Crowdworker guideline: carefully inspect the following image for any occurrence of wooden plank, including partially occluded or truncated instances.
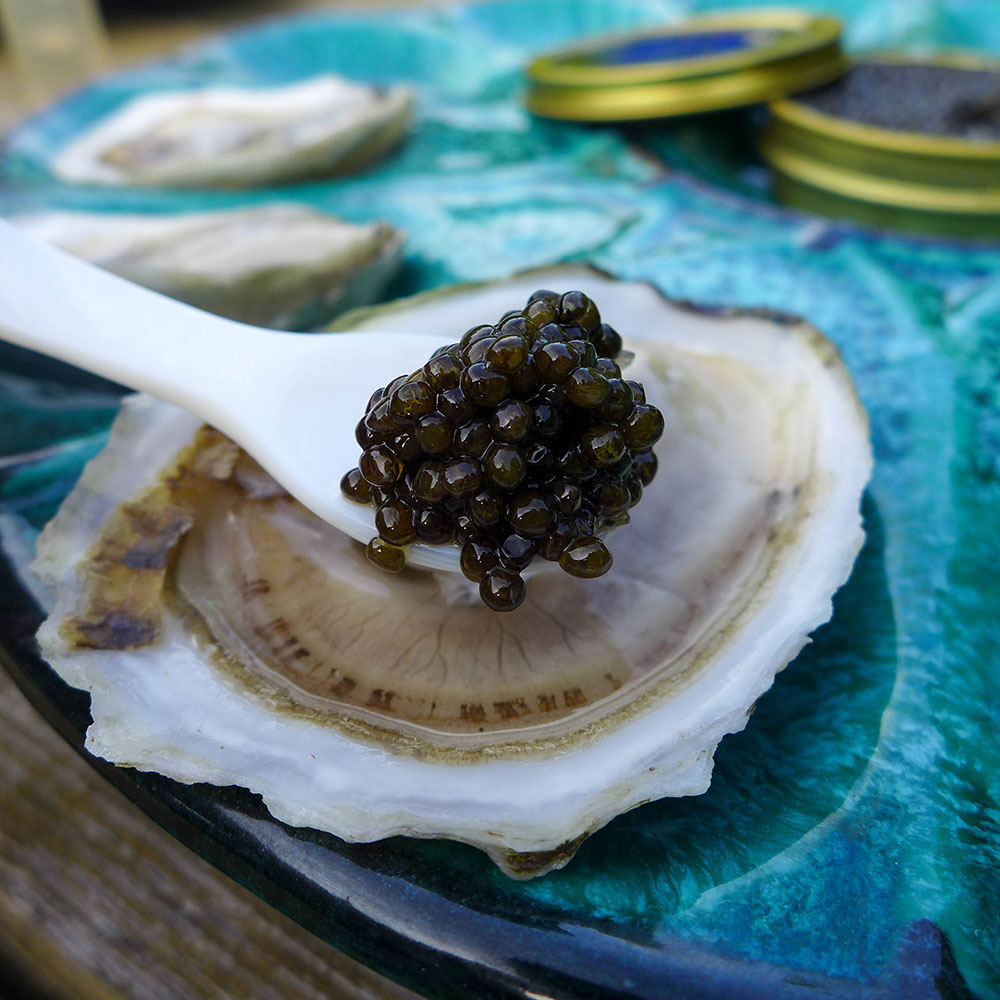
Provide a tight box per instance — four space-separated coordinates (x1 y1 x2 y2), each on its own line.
0 665 425 1000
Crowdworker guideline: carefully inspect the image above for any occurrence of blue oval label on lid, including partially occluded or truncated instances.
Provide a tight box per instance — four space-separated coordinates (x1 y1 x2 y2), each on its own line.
573 27 786 68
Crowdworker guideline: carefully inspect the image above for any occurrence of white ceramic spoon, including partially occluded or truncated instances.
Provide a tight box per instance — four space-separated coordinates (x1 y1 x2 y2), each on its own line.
0 218 471 571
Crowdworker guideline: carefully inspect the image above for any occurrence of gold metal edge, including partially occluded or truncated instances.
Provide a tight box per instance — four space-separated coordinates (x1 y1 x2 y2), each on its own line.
760 135 1000 214
527 49 848 122
526 9 841 88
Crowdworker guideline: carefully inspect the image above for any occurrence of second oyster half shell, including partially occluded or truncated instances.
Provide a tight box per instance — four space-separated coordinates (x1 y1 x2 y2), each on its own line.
51 75 414 188
14 205 404 329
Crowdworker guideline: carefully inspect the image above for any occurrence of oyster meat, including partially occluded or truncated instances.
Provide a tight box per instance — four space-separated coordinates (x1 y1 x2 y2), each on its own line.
51 76 413 188
14 206 403 329
32 267 871 878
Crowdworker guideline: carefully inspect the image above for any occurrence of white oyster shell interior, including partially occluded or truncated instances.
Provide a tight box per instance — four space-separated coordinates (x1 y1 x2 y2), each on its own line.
32 269 871 878
51 75 413 188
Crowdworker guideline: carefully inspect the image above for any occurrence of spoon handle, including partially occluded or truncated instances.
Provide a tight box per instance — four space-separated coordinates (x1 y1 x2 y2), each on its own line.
0 218 269 405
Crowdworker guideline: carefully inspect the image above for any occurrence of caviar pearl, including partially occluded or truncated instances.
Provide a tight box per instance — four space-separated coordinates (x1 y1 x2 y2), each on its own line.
480 567 527 612
366 537 406 573
559 536 613 578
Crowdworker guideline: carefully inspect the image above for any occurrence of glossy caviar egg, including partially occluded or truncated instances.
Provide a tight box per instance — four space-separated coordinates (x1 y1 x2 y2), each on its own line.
539 517 575 560
413 460 446 503
460 539 500 582
497 315 531 341
463 337 494 365
498 532 537 571
460 324 494 350
601 378 634 421
632 449 658 486
355 417 380 449
479 567 527 612
454 420 492 459
365 397 399 436
533 321 568 345
366 536 406 573
389 430 423 463
359 444 403 486
415 506 454 544
375 499 416 545
532 398 561 437
590 480 630 516
437 386 475 425
568 339 598 368
424 353 462 391
462 363 510 406
565 367 609 408
508 360 541 397
340 467 372 504
524 297 558 328
559 535 613 578
507 490 555 538
442 459 483 499
469 488 504 527
535 342 578 383
491 399 534 443
389 379 435 422
558 290 600 334
623 404 665 449
580 423 626 467
416 412 454 455
487 334 530 374
592 322 623 358
553 477 582 513
524 441 555 483
365 386 385 411
593 357 621 379
483 442 527 490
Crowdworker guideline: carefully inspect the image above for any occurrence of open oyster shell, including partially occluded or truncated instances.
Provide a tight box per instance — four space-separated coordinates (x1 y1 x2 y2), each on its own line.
33 268 871 879
51 76 413 188
14 206 403 329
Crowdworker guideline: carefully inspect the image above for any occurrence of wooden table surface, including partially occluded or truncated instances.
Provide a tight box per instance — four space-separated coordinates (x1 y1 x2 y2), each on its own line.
0 3 433 997
0 667 425 1000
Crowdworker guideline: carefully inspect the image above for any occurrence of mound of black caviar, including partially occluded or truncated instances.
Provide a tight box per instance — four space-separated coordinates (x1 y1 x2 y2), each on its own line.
340 289 664 611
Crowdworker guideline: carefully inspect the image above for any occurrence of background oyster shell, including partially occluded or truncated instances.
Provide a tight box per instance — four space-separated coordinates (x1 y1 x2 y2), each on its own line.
32 268 871 878
51 75 414 188
14 206 404 330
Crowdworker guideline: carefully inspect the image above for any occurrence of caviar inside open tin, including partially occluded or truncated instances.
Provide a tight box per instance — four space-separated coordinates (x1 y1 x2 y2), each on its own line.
760 54 1000 238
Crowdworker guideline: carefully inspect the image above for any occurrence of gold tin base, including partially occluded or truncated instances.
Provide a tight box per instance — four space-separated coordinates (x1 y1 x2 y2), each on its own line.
770 170 1000 239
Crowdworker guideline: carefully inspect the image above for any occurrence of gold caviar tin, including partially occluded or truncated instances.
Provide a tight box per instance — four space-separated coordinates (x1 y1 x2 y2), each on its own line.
525 9 846 122
759 53 1000 238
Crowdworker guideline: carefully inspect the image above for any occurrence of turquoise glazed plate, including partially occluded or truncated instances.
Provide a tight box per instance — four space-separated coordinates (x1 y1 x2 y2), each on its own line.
1 2 999 997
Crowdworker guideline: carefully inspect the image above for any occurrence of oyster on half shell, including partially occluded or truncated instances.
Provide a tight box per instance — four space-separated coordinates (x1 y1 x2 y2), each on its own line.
32 268 871 878
13 206 403 329
51 76 413 188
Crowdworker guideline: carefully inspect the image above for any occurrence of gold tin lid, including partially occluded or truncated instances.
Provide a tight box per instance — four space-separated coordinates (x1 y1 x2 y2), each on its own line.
525 9 846 122
760 53 1000 237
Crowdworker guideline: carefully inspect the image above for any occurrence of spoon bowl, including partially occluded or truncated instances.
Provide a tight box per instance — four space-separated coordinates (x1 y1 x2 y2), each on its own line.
0 219 470 571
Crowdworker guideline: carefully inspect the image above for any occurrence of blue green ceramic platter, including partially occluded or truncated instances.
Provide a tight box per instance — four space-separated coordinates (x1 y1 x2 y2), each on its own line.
1 2 999 998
